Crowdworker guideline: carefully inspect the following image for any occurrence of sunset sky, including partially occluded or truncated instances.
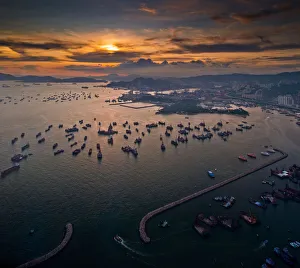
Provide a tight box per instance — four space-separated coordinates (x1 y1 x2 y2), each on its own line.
0 0 300 77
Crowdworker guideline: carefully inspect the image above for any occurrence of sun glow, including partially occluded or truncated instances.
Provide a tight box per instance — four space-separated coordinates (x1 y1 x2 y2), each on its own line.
101 44 119 51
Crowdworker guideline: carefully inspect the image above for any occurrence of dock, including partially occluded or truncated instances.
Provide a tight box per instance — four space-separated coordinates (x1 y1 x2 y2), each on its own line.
16 223 73 268
139 149 288 243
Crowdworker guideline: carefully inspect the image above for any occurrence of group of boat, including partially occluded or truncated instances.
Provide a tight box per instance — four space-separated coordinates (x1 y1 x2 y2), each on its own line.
121 146 138 157
213 196 236 208
274 246 296 266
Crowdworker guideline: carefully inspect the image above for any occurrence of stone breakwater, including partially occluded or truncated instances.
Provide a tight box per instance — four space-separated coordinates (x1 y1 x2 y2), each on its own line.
139 149 288 243
16 223 73 268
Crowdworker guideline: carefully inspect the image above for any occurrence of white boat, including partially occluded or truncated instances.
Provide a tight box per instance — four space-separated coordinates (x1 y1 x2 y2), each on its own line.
267 149 276 153
114 235 123 244
261 152 270 156
158 220 169 228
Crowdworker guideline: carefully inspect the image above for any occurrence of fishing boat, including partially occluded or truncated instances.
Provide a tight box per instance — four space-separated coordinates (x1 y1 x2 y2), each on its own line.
265 258 275 267
267 149 276 153
124 134 128 140
221 196 236 208
207 170 215 178
88 148 92 156
262 180 275 186
84 136 87 141
261 152 270 156
274 247 294 266
21 133 25 138
114 235 123 244
240 211 258 225
54 149 64 156
260 192 277 205
21 143 30 151
290 241 300 248
217 216 240 230
283 247 297 261
238 156 247 162
72 149 81 156
165 131 171 137
1 163 20 178
108 136 113 145
53 143 58 149
193 223 210 237
97 151 103 159
161 143 166 151
11 137 18 144
70 142 77 148
247 153 256 159
36 132 42 138
81 143 86 150
97 143 100 150
248 198 267 209
171 140 178 146
197 214 217 227
158 220 169 228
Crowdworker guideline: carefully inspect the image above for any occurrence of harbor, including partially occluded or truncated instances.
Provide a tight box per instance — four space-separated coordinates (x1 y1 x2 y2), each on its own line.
1 84 300 268
139 149 288 243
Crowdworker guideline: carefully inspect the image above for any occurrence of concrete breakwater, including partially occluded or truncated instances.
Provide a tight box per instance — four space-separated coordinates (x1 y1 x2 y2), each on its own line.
16 223 73 268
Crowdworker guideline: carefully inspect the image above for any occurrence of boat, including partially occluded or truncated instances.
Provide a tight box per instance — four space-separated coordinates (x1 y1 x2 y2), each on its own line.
53 143 58 149
126 129 132 134
11 137 18 144
240 211 258 225
134 137 142 144
236 128 243 131
82 126 87 130
141 132 145 136
70 142 77 148
283 247 297 261
171 140 178 146
158 220 170 228
72 149 81 156
147 128 151 133
84 136 87 141
21 143 30 151
262 180 275 186
161 143 166 151
248 198 267 209
267 149 276 153
97 151 103 159
88 148 92 156
217 216 240 230
1 163 20 178
207 170 215 178
124 134 128 140
197 214 217 227
114 235 123 244
133 122 139 126
247 153 256 159
274 247 294 266
36 132 42 138
97 143 100 150
21 133 25 138
290 241 300 248
165 131 171 137
213 196 227 202
261 152 270 156
54 149 64 156
11 154 24 162
265 258 275 267
221 196 236 208
81 143 86 150
68 135 74 142
260 192 277 205
108 136 113 145
58 124 63 128
238 156 247 162
193 223 210 237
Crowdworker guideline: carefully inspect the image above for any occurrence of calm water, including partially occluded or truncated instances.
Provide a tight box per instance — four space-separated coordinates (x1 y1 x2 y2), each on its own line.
1 83 300 268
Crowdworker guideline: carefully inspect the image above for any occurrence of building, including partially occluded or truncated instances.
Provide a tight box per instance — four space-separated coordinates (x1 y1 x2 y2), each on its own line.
277 95 295 106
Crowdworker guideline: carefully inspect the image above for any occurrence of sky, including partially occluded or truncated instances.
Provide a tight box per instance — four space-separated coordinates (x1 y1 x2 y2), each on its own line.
0 0 300 77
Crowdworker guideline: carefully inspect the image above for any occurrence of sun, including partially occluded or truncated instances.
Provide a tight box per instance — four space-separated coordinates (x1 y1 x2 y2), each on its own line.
101 44 119 52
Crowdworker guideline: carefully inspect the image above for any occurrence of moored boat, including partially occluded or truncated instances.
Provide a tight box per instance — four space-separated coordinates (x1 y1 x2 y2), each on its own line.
247 153 256 159
261 151 270 156
88 148 92 156
72 149 81 156
1 163 20 178
21 143 30 151
197 214 217 227
54 149 64 156
53 143 58 149
248 198 267 209
240 211 258 225
238 156 247 162
193 223 210 237
161 142 166 151
97 151 103 159
208 170 215 178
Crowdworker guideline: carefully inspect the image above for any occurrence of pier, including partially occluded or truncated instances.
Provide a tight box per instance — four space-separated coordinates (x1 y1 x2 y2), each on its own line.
16 223 73 268
139 149 288 243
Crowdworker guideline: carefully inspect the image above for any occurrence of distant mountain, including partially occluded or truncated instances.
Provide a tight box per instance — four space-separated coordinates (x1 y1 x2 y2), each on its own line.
107 77 182 90
107 71 300 90
0 73 107 83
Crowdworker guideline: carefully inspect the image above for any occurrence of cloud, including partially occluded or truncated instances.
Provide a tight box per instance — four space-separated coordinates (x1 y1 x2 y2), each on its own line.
0 39 85 50
211 14 235 23
68 50 145 63
21 65 38 70
139 3 157 15
230 3 296 23
257 55 300 61
0 55 58 61
171 42 300 53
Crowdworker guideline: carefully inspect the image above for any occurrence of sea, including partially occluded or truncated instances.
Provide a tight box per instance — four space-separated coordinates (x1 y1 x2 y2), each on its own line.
0 82 300 268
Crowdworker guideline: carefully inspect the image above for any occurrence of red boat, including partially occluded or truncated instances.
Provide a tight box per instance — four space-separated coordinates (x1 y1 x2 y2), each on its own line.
247 153 256 159
240 211 258 225
238 156 247 162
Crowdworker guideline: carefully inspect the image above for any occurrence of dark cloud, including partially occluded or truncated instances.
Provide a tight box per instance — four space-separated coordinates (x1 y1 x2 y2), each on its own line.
170 37 192 43
0 39 85 50
0 55 58 62
231 3 297 23
258 55 300 61
21 65 38 70
68 50 145 63
171 42 300 53
210 14 235 23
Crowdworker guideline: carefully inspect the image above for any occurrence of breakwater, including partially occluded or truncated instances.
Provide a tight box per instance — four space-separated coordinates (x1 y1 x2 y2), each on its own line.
16 223 73 268
139 149 288 243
